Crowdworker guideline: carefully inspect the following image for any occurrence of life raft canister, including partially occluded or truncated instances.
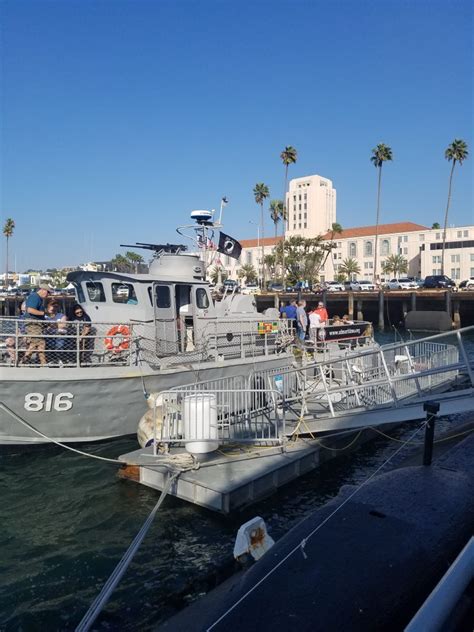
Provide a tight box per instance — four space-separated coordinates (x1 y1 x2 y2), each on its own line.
104 325 130 353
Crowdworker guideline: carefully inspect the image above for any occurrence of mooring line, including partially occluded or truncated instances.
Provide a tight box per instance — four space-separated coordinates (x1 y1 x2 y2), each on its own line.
75 470 181 632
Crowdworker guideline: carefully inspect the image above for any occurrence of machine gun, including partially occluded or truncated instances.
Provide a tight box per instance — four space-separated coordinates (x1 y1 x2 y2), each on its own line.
120 243 188 255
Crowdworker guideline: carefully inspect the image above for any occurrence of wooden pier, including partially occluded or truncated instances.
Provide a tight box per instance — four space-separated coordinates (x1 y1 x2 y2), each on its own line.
257 289 474 330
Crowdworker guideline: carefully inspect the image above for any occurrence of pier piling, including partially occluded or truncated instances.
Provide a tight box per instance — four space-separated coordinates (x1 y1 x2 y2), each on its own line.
356 299 363 321
453 300 461 329
348 292 354 320
378 291 385 330
411 292 417 312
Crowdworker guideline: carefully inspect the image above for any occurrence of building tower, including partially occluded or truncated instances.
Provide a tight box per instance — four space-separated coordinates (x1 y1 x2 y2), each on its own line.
285 174 336 238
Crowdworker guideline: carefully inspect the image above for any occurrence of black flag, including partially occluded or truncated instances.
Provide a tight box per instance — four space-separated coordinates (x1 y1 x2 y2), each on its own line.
217 232 242 260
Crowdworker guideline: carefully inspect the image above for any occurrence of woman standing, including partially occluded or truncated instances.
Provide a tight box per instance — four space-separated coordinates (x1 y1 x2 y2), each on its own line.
44 301 67 364
71 304 93 365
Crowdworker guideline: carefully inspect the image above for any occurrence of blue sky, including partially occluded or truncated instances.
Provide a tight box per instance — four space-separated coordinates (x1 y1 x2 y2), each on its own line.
1 0 472 271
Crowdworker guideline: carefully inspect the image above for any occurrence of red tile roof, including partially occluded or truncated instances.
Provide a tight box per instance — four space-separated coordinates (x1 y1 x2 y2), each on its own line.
321 222 428 240
239 236 282 248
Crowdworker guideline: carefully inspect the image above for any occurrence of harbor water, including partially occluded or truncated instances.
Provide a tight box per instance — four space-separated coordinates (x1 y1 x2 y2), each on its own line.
1 332 473 631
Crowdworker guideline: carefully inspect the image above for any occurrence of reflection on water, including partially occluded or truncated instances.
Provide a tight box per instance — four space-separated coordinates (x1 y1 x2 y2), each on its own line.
1 331 473 630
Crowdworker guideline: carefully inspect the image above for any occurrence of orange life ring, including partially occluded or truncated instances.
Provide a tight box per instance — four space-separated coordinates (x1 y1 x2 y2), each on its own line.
104 325 130 353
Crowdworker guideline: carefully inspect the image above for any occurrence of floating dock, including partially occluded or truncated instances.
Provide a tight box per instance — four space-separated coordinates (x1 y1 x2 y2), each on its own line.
119 440 324 514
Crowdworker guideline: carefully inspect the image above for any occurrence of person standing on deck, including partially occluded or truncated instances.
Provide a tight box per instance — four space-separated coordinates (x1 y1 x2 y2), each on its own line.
296 300 308 341
314 301 329 324
21 284 52 366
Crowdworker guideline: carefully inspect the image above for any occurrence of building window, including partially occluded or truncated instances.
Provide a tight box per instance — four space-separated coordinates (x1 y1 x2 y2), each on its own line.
304 223 307 228
432 268 442 275
246 251 252 265
464 230 468 237
304 213 307 219
349 242 357 257
471 254 474 262
298 223 301 229
403 247 408 255
381 239 390 256
457 231 462 238
471 268 474 276
364 241 373 257
432 255 441 264
304 203 307 210
403 235 408 242
304 193 307 200
451 268 460 280
293 224 296 229
293 195 296 201
299 195 301 201
435 233 440 240
419 234 425 242
298 204 301 210
451 254 460 263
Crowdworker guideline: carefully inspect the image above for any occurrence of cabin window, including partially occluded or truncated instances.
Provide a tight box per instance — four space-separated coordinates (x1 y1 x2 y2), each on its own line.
196 288 209 309
74 282 85 303
86 282 105 302
112 283 138 304
154 285 171 308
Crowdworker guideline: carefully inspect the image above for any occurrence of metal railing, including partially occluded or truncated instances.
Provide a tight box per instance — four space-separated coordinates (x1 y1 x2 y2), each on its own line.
153 387 286 452
155 327 473 429
0 315 295 368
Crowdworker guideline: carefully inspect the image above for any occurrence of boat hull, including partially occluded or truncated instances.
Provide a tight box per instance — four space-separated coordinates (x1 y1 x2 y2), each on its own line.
0 355 291 445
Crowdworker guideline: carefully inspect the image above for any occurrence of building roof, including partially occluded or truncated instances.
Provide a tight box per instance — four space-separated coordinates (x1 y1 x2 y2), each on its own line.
322 222 428 240
239 236 282 248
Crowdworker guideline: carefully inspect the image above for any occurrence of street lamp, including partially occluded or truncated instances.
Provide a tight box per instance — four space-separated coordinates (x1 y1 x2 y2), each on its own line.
249 220 262 288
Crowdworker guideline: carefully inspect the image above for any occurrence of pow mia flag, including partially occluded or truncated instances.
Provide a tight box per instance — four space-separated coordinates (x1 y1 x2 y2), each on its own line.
217 232 242 260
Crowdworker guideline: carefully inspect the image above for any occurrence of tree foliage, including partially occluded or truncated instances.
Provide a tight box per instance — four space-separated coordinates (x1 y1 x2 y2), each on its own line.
3 217 15 284
237 264 258 283
381 254 408 277
340 257 361 279
273 235 328 285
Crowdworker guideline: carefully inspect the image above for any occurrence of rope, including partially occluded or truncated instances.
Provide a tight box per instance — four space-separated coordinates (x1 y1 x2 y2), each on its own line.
317 430 364 451
370 424 474 445
205 420 427 631
75 470 181 632
0 402 125 464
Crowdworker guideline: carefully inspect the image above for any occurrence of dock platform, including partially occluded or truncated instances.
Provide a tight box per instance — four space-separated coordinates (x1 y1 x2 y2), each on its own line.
118 441 322 513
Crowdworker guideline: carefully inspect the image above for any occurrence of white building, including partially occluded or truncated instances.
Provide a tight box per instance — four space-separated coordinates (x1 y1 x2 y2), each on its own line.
285 174 336 238
221 171 473 285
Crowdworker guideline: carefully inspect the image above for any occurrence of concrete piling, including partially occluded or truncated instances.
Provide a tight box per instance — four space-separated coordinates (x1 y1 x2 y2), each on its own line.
378 290 385 330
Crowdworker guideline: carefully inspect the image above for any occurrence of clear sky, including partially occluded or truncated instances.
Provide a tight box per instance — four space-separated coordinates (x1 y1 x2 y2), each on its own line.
1 0 472 271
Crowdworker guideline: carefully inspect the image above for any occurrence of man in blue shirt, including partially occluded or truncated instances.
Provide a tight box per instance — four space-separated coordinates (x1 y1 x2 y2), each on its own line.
21 284 52 366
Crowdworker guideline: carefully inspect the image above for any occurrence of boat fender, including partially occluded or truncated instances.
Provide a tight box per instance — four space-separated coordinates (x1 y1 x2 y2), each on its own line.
137 394 164 448
104 325 130 353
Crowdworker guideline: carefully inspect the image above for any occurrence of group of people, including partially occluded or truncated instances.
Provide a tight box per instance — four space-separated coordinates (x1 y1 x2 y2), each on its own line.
280 299 353 343
2 284 93 366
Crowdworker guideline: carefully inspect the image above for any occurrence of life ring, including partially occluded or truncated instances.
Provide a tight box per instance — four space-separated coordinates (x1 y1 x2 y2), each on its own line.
104 325 130 353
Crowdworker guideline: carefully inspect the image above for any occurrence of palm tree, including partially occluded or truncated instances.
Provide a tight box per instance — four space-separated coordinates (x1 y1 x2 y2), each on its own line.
280 146 298 287
253 183 270 287
323 222 343 276
269 200 283 280
209 265 228 285
111 254 131 272
237 263 258 284
431 222 440 229
441 139 469 274
370 143 393 283
381 254 408 278
125 251 145 273
269 199 284 239
3 218 15 287
340 257 361 281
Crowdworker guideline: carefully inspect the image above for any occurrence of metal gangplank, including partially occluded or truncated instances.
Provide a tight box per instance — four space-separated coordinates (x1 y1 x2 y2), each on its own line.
153 326 474 444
